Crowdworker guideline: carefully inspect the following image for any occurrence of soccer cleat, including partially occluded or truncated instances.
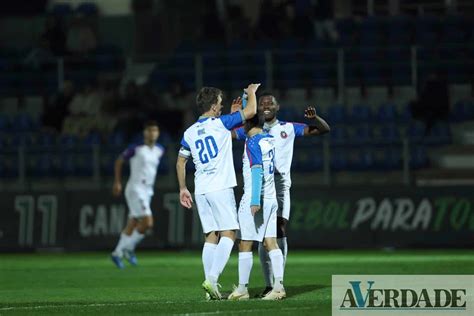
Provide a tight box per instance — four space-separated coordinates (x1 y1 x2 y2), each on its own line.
261 289 286 300
227 285 249 301
123 250 138 266
110 254 125 269
202 279 222 300
205 293 212 301
256 286 273 298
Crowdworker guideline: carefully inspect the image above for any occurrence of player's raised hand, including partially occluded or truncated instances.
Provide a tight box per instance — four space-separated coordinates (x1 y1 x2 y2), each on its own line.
304 106 317 120
231 97 242 113
112 181 122 197
179 188 194 209
244 83 261 94
251 205 261 216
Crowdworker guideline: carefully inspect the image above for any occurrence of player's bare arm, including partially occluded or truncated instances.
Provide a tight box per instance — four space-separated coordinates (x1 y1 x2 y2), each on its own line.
112 157 124 197
303 106 331 136
176 155 193 209
230 96 243 139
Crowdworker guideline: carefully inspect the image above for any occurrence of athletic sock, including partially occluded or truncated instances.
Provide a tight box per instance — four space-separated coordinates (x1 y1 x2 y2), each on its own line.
202 242 217 280
208 236 234 283
238 252 253 292
277 237 288 265
258 242 273 287
268 249 285 291
113 233 131 257
129 229 145 251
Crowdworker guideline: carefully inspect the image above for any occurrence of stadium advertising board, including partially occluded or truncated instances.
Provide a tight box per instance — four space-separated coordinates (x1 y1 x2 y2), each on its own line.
0 186 473 251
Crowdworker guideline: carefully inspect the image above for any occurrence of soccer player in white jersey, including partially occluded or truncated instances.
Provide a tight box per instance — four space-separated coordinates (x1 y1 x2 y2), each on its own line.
233 92 330 296
228 111 286 301
111 120 165 269
176 84 260 300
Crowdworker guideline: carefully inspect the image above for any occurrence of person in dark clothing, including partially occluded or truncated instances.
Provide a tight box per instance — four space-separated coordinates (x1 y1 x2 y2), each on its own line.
42 80 75 132
410 71 450 135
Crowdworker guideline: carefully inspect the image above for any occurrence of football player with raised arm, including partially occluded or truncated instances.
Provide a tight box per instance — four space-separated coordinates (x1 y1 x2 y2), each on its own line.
176 84 260 300
232 92 330 296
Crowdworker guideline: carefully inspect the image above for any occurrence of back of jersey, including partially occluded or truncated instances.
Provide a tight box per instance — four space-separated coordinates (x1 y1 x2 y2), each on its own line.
242 133 276 200
180 112 245 195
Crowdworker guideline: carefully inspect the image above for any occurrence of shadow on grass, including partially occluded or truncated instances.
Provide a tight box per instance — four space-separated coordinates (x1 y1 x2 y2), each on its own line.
245 284 328 298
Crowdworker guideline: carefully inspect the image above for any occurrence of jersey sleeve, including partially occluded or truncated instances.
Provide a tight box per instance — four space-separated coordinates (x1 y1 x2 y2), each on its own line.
292 122 307 137
245 137 263 168
178 135 191 158
121 145 137 161
233 127 246 140
219 110 245 130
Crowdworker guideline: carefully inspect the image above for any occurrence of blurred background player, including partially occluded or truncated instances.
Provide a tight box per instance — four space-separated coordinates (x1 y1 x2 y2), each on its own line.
111 120 165 269
228 109 286 301
233 92 330 296
176 84 260 300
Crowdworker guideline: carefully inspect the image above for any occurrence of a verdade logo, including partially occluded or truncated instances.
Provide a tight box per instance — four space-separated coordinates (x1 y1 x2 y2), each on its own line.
332 275 474 316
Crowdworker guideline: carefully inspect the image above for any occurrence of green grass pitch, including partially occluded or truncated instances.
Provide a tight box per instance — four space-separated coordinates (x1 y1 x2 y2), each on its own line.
0 250 473 315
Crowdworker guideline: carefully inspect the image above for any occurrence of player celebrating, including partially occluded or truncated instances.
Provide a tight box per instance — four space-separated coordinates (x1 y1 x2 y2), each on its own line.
233 92 330 296
228 110 286 301
111 120 165 269
176 84 260 300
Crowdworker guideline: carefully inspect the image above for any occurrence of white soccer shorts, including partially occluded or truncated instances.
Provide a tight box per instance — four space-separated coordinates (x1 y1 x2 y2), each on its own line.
238 195 278 242
125 188 153 218
195 188 239 234
275 174 291 220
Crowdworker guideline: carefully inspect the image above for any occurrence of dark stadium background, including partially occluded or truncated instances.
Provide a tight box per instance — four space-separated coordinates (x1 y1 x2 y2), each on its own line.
0 0 473 252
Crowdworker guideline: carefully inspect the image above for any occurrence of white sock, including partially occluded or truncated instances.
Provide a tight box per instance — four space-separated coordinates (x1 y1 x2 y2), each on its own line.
129 229 145 251
277 237 288 265
238 252 253 291
208 236 234 283
202 242 217 279
258 242 273 287
269 249 284 291
113 233 131 257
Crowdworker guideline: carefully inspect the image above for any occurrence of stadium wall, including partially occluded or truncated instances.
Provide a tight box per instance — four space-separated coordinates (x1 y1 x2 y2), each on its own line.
0 186 473 252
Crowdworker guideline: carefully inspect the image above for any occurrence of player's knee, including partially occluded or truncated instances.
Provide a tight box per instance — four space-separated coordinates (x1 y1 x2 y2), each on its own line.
263 238 278 251
277 217 287 238
239 240 253 252
219 230 236 241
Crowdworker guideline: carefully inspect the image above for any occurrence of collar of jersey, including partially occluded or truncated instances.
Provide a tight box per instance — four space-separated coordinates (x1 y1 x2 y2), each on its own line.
264 119 279 129
197 116 212 123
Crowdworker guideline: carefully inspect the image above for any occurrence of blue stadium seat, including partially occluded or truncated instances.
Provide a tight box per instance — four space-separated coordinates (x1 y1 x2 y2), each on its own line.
37 132 56 147
351 126 372 144
426 123 451 145
58 154 77 176
12 114 36 132
378 125 400 144
410 146 429 169
450 100 474 122
387 15 413 45
350 148 374 171
0 114 10 132
60 135 78 147
330 149 348 171
376 148 402 170
327 104 346 125
51 3 73 15
329 127 348 145
376 103 398 123
407 122 425 142
349 104 371 123
84 131 101 145
76 2 99 15
107 131 125 146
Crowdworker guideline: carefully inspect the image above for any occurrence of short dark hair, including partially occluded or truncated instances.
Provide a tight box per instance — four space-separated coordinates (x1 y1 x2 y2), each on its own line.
144 120 158 129
196 87 223 113
245 111 265 131
258 91 278 104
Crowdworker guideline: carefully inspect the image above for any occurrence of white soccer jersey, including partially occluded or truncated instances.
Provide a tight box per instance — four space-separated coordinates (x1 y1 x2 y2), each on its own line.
179 111 245 195
121 143 165 195
235 120 306 187
242 133 276 200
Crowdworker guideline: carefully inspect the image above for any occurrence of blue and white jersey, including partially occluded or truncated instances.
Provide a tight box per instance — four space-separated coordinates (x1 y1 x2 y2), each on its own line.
121 143 165 195
179 111 245 195
242 133 276 200
235 120 306 187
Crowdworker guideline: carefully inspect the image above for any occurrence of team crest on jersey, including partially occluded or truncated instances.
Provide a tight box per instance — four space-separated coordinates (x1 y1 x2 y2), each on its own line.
280 131 288 139
198 128 206 135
